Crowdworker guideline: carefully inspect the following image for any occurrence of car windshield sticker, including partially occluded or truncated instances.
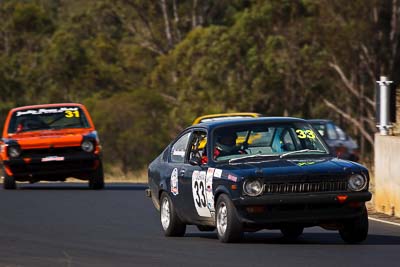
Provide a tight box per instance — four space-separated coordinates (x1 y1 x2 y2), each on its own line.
170 168 179 196
65 110 80 118
192 170 212 217
214 169 222 178
295 129 316 139
16 107 79 117
206 168 215 214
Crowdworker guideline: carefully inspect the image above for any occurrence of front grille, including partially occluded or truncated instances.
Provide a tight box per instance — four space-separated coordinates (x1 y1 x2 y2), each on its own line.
264 179 347 194
21 147 82 157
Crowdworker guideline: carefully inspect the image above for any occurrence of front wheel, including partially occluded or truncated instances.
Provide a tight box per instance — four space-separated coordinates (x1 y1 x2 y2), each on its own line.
339 206 368 244
216 194 243 243
2 167 16 190
89 162 104 190
160 192 186 237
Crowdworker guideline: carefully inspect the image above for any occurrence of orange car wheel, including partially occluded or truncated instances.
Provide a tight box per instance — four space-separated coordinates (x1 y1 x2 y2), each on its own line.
2 167 16 190
89 162 104 190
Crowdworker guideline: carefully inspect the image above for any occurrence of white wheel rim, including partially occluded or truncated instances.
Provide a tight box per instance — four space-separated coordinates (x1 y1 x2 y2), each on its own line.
217 203 228 237
161 197 170 231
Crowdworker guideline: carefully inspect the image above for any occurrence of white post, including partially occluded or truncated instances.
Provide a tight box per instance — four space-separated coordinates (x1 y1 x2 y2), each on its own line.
376 76 393 135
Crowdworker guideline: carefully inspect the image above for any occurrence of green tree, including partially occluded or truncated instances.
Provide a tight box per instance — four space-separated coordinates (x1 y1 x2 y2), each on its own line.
86 89 170 174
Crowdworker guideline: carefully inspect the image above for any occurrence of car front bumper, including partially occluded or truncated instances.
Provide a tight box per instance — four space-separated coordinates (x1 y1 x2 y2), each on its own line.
3 152 100 181
232 191 372 226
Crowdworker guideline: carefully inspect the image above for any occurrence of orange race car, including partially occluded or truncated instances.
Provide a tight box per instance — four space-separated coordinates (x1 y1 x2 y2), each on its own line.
0 103 104 189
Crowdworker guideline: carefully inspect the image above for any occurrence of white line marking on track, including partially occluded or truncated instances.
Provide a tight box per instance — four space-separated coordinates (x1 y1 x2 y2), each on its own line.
368 217 400 227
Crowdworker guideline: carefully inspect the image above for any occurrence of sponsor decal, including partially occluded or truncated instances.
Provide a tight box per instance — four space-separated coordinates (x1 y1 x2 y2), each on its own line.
170 168 179 196
41 156 65 162
214 168 222 178
172 150 185 157
192 170 212 217
290 159 323 167
16 107 79 117
205 168 215 212
297 161 316 167
227 174 238 182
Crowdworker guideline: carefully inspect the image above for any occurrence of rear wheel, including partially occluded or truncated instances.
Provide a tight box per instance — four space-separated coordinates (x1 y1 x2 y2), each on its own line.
2 167 16 190
280 225 304 240
160 192 186 237
89 162 104 190
216 194 243 243
339 206 368 244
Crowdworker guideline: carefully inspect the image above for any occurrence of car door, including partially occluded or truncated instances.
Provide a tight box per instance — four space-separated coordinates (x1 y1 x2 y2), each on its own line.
167 131 193 221
182 130 215 225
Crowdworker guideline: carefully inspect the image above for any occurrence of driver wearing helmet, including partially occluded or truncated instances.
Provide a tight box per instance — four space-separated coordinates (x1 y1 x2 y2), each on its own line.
214 131 246 159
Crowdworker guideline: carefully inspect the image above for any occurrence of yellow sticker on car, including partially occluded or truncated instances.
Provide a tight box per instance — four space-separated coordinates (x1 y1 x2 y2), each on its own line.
65 110 80 118
296 129 316 139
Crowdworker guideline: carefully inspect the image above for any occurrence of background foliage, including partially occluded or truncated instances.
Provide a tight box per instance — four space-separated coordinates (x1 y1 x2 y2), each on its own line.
1 0 399 174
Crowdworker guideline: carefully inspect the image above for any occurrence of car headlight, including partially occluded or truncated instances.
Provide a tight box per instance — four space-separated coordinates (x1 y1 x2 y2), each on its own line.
81 140 94 152
348 174 367 191
8 146 21 158
243 179 264 196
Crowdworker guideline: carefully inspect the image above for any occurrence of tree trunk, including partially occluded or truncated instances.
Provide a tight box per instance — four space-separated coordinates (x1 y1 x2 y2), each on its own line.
159 0 173 48
192 0 198 28
172 0 181 42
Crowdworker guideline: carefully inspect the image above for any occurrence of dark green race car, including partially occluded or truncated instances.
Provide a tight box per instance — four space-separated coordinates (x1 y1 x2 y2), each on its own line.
147 117 371 243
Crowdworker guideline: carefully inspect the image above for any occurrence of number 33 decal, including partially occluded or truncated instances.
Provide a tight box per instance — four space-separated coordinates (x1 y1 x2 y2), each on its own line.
296 129 316 139
194 180 206 207
192 170 212 217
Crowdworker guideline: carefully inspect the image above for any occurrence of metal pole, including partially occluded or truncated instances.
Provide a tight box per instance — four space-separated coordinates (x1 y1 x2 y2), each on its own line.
377 76 393 135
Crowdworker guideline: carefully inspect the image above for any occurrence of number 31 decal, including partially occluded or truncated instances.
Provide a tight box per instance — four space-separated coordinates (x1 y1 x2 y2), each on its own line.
65 110 80 118
296 129 316 139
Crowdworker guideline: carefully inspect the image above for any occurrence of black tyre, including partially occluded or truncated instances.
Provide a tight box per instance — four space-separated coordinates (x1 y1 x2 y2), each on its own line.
160 192 186 237
216 194 243 243
339 206 368 244
280 225 304 240
2 167 16 190
197 225 216 232
89 162 104 190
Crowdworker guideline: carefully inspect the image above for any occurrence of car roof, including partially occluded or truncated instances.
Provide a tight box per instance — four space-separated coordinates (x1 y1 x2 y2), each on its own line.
189 117 308 131
9 103 85 112
192 112 261 125
307 119 333 123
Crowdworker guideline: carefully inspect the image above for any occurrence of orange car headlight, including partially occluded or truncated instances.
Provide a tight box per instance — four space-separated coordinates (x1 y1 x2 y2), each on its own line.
8 146 21 158
81 140 95 153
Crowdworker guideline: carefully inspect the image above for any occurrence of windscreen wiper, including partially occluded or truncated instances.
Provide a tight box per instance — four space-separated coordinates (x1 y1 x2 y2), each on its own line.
229 154 278 164
279 149 326 159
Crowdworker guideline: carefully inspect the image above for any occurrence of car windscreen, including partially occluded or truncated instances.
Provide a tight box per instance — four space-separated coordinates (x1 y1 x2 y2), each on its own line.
8 106 90 133
212 122 329 162
310 123 326 137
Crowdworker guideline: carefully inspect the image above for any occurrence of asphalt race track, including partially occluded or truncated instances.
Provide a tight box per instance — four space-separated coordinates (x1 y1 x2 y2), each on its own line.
0 183 399 267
